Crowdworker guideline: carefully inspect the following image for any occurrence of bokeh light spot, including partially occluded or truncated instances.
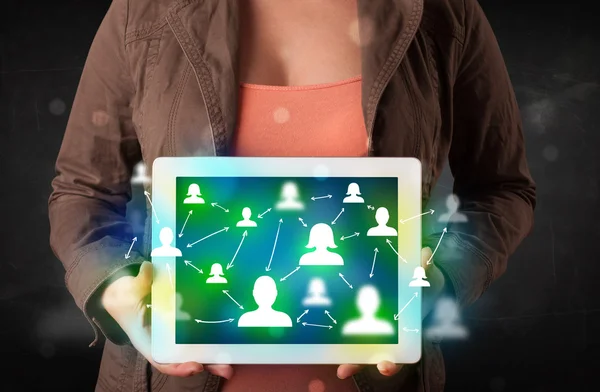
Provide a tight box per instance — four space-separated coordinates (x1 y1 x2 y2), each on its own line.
308 378 326 392
348 17 375 46
48 98 66 116
40 341 55 358
92 110 110 126
542 145 559 161
313 164 329 180
490 376 506 392
273 107 290 124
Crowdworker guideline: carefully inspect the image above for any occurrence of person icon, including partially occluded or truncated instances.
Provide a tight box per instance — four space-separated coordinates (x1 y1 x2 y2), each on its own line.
274 181 304 210
238 276 292 327
236 207 257 227
425 297 468 339
342 285 394 335
438 194 468 222
150 227 182 257
408 266 430 287
131 162 151 185
183 183 205 204
342 182 364 203
366 207 398 236
302 278 332 306
206 263 227 284
299 223 344 266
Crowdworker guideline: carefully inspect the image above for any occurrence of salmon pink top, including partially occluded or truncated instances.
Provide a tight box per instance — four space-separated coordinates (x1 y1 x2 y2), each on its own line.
230 76 368 157
223 77 365 391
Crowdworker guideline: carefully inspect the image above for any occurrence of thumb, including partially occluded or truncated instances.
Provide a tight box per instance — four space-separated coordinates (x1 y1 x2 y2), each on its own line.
421 247 433 269
135 261 154 287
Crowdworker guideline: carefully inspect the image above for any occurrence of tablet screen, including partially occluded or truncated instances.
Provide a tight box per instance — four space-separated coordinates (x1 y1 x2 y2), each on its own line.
172 176 401 345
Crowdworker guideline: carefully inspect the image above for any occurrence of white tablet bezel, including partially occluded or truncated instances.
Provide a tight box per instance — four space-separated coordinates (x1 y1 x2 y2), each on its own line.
151 157 422 365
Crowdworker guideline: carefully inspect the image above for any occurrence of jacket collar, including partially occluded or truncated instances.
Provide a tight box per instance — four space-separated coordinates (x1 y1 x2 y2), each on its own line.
166 0 423 155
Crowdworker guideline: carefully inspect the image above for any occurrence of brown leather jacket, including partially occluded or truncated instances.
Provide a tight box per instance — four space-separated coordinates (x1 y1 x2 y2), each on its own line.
48 0 536 391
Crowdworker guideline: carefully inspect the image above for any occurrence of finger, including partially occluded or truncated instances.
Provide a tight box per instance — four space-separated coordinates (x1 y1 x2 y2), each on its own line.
337 364 363 379
153 362 204 377
135 260 153 286
376 361 403 376
124 317 203 377
205 364 235 380
421 247 433 269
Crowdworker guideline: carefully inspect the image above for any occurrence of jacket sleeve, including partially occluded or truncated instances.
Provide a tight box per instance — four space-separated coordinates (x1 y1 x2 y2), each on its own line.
48 0 145 346
426 0 536 307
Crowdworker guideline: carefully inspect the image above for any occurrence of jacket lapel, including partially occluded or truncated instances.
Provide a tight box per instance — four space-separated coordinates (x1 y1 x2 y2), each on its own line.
166 0 240 156
357 0 423 144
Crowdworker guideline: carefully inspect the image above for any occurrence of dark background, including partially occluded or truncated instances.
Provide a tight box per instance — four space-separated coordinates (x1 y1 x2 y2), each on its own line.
0 0 598 390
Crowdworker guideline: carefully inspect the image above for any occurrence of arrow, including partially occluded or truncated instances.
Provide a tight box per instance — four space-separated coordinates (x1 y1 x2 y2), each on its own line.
257 208 271 218
223 290 243 309
369 248 379 278
146 304 151 308
311 194 332 201
226 230 248 270
266 219 283 271
427 228 447 265
331 208 344 225
280 266 300 281
367 205 375 210
339 273 353 289
195 318 235 324
385 239 407 263
178 210 193 237
184 260 203 274
394 292 419 320
296 309 309 323
403 327 420 333
125 237 137 259
324 310 337 324
210 202 229 212
298 217 307 227
400 209 434 224
340 232 359 241
302 322 333 329
166 263 173 288
143 191 159 223
187 227 229 247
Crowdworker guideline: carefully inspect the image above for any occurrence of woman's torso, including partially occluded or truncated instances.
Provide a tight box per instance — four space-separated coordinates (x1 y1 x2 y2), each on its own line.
93 0 467 391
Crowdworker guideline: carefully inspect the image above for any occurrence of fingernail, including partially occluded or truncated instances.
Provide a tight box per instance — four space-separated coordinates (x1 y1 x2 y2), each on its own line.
190 366 203 376
377 362 392 375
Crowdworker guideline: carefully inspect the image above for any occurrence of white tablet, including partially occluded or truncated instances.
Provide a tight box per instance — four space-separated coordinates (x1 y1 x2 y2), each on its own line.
150 157 422 365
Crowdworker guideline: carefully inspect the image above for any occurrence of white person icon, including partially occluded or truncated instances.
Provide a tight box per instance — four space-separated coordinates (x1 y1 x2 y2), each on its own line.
183 183 205 204
236 207 257 227
131 161 150 185
299 223 344 266
425 297 468 339
274 181 304 211
342 182 364 203
438 194 468 223
366 207 398 236
302 278 332 306
151 227 182 257
238 276 292 327
342 285 393 335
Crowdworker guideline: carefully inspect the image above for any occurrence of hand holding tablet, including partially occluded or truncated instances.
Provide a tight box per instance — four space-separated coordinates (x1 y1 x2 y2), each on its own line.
150 157 423 366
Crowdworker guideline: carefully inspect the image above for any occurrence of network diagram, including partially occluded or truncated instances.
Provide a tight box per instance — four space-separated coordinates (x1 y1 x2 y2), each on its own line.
139 173 469 343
